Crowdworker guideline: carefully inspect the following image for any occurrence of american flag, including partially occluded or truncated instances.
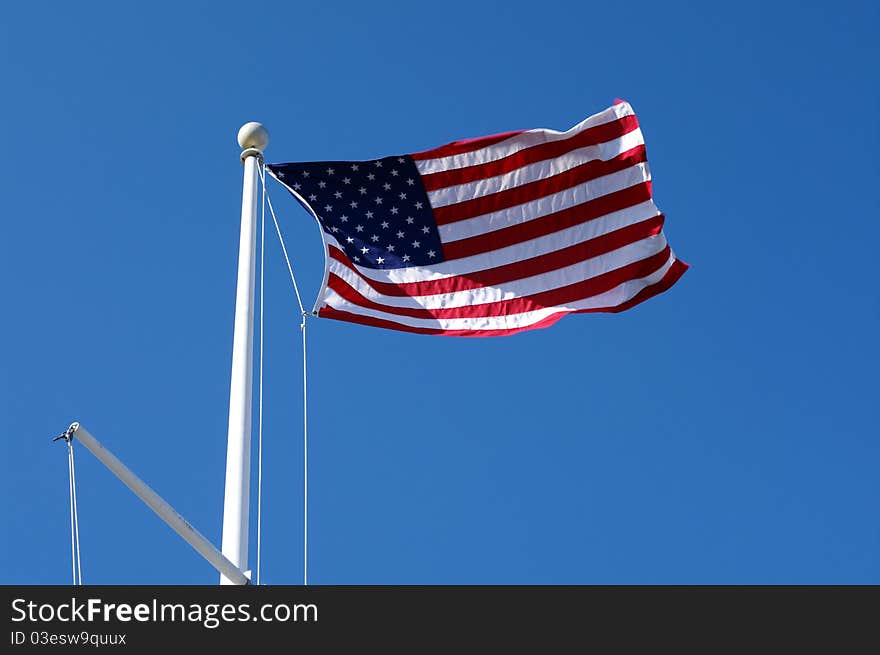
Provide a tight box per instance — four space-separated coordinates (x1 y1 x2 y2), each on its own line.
267 101 687 337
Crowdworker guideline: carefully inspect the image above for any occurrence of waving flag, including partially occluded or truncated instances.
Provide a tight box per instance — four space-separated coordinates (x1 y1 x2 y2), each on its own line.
267 101 687 337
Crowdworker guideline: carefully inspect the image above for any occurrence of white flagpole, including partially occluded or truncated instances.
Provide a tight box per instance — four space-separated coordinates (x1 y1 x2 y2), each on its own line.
220 122 268 584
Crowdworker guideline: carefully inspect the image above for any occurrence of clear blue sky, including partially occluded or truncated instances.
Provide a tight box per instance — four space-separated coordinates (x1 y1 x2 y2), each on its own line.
2 0 877 584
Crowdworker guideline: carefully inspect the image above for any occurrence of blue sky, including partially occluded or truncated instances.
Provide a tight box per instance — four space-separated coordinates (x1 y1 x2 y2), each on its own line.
2 0 878 584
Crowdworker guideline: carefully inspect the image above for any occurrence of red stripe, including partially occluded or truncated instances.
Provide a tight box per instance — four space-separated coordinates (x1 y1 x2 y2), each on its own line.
443 181 653 260
575 258 688 314
329 215 664 297
420 114 640 192
318 307 567 337
409 130 525 162
318 257 687 337
326 246 672 320
433 145 647 226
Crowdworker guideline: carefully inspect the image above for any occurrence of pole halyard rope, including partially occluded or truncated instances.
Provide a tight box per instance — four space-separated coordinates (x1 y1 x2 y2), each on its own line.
70 441 83 585
66 443 77 584
55 425 83 585
262 170 306 317
260 167 311 585
301 312 308 586
256 163 267 585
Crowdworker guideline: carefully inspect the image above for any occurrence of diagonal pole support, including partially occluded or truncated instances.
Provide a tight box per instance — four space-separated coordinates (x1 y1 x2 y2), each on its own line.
61 422 250 585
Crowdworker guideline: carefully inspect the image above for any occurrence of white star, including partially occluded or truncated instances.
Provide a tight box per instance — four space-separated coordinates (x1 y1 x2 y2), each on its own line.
339 214 348 222
365 210 374 219
353 255 360 262
398 192 407 199
309 194 318 201
387 244 395 252
370 234 379 242
293 183 301 190
367 173 376 181
380 221 389 229
383 182 391 190
402 254 411 262
397 157 406 163
361 246 369 254
303 171 310 177
351 164 359 171
396 230 405 239
326 167 335 175
390 207 399 215
318 181 326 188
406 178 415 186
405 216 414 224
374 160 383 167
346 236 354 244
331 226 340 233
342 177 351 184
355 224 364 232
359 187 367 195
421 226 430 233
374 197 383 204
427 250 436 258
390 170 399 177
412 240 421 249
276 171 285 178
350 201 358 208
376 256 384 265
324 205 333 212
334 191 343 199
415 201 424 209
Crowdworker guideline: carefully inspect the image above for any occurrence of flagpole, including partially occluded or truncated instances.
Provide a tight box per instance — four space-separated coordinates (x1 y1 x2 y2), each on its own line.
220 122 268 584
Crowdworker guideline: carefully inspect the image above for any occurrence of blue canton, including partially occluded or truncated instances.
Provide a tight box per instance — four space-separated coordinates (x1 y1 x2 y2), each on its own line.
268 156 444 269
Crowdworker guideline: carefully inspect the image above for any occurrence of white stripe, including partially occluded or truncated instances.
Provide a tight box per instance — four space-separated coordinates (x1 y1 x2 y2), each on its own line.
329 234 668 310
414 102 635 175
321 254 677 332
426 128 644 208
326 200 660 285
438 162 651 242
